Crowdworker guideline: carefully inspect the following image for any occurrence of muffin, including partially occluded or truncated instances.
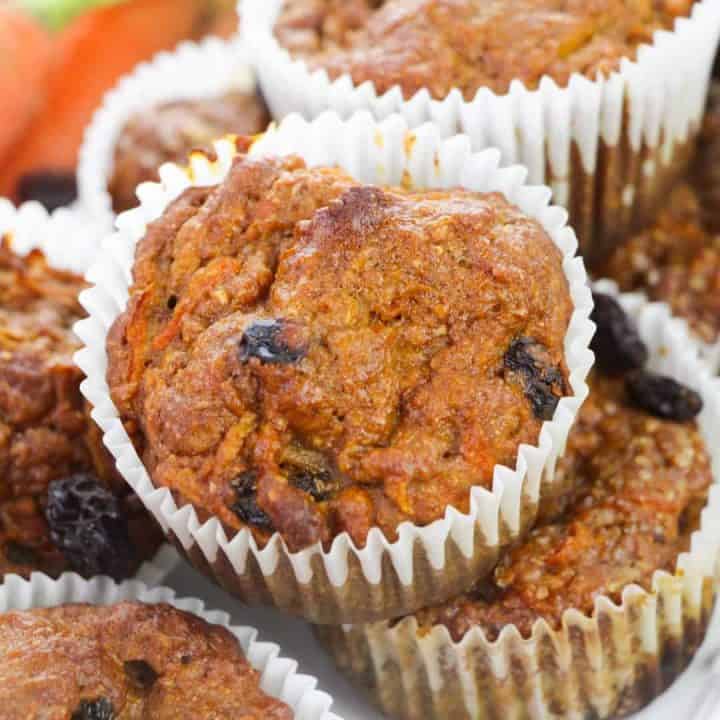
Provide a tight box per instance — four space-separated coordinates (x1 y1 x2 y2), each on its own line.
275 0 694 99
0 236 162 579
106 149 573 554
77 36 268 224
318 292 718 720
600 86 720 350
79 114 593 623
108 90 270 213
0 601 292 718
247 0 719 268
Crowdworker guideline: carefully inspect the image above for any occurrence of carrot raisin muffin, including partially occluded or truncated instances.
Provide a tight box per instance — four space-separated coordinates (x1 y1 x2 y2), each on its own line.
0 238 162 579
0 602 292 719
275 0 694 99
412 293 709 641
600 86 720 346
108 90 270 213
106 148 574 553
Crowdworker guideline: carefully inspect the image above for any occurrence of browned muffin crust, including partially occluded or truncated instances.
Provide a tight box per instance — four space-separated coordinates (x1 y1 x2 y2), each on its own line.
0 239 161 578
0 601 292 719
275 0 693 99
108 91 271 213
600 86 720 345
106 149 573 552
413 371 712 641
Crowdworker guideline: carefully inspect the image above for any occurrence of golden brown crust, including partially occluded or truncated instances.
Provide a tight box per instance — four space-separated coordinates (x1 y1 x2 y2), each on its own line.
275 0 693 99
412 372 712 641
108 91 271 214
0 240 161 578
0 602 292 719
106 150 573 552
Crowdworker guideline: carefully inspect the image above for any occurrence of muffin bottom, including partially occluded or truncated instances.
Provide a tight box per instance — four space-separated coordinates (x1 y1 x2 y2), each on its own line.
317 588 714 720
165 483 539 625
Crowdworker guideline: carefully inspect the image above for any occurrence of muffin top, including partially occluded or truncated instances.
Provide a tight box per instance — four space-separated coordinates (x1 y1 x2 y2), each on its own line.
413 298 710 641
0 601 292 719
106 149 573 552
0 239 162 579
109 91 271 213
275 0 694 99
600 86 720 344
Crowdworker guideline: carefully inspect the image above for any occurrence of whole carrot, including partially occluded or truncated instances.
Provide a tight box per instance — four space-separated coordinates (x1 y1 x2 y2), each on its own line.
0 0 216 198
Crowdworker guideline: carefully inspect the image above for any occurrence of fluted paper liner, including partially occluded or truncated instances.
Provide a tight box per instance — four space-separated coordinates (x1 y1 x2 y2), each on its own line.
77 36 258 227
0 199 105 274
0 199 180 583
242 0 720 267
0 572 340 720
317 291 720 720
75 112 595 625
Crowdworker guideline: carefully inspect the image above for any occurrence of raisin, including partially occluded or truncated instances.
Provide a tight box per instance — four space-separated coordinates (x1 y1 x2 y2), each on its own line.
71 698 115 720
239 320 306 365
230 470 274 532
504 337 566 420
280 445 340 501
45 474 135 581
288 467 336 501
124 660 159 690
17 171 78 212
625 370 703 421
590 292 648 375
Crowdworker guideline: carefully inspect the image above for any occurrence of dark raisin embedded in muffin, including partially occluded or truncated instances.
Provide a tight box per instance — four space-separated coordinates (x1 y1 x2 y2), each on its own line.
108 90 271 213
106 148 574 553
590 291 648 375
275 0 693 100
0 602 292 719
45 474 137 581
0 238 162 579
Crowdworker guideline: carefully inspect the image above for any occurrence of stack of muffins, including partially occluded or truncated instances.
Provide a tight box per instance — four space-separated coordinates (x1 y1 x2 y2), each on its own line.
2 1 720 718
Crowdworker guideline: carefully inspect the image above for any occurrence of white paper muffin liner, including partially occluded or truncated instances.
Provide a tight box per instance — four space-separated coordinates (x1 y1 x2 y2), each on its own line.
0 571 340 720
76 35 258 228
242 0 720 267
317 290 720 720
0 198 105 274
0 199 180 584
74 111 595 625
